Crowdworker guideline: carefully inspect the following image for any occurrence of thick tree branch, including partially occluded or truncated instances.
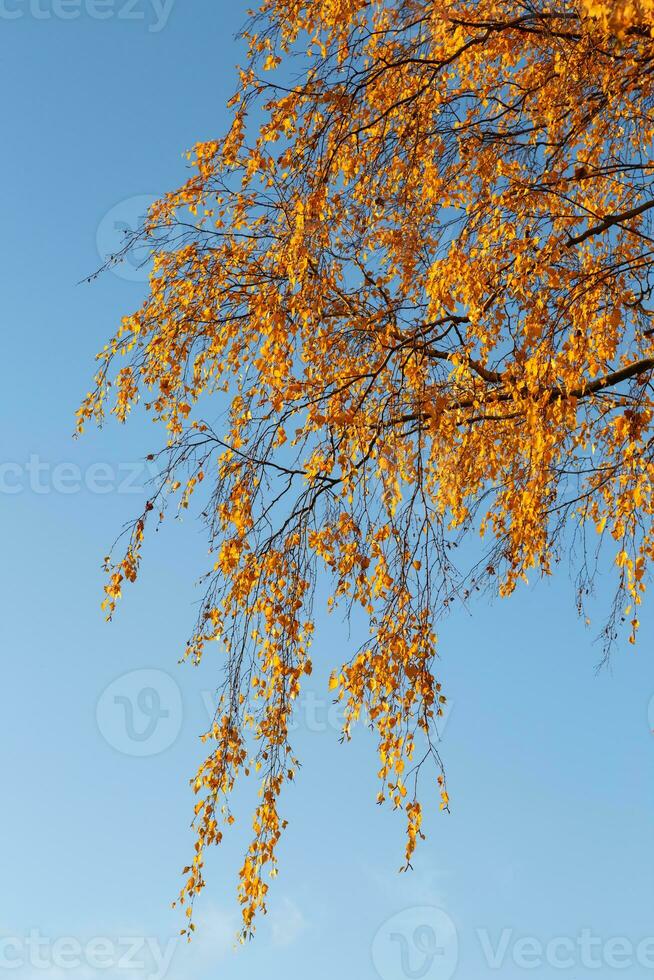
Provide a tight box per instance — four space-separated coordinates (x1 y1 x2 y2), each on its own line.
566 199 654 247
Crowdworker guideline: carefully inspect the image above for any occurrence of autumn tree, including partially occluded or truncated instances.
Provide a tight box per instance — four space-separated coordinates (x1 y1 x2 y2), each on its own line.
80 0 654 938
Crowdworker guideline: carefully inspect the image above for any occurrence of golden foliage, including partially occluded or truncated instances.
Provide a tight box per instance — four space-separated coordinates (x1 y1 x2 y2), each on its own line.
81 0 654 938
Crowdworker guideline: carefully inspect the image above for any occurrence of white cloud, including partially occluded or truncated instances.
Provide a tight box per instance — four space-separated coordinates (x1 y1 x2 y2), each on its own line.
166 904 238 980
361 860 451 909
268 897 307 948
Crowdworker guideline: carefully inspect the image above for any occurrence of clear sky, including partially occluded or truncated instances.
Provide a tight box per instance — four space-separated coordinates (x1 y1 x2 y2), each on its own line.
2 4 654 979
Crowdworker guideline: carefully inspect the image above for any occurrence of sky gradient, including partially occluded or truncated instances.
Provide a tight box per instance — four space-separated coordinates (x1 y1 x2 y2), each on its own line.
2 4 654 978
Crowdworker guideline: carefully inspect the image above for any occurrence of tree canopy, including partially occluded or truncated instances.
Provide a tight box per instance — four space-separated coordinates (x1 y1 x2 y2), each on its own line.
80 0 654 939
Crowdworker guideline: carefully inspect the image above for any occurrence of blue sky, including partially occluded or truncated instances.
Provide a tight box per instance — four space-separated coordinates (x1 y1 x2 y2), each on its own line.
1 4 654 979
